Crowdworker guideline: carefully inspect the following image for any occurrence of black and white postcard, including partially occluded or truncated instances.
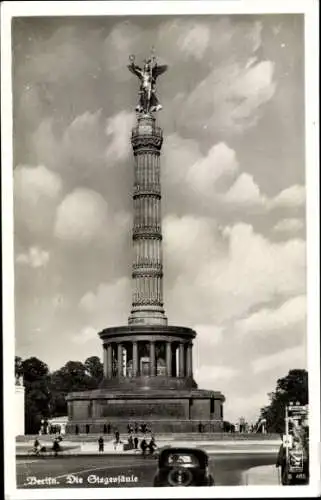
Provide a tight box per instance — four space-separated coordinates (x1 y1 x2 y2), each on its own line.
1 1 320 499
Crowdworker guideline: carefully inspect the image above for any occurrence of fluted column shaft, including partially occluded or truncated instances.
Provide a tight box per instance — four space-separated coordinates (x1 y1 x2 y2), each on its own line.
166 341 172 377
186 343 193 377
129 115 167 326
133 341 138 377
150 341 156 376
103 346 108 378
179 343 185 377
117 343 122 378
107 344 112 378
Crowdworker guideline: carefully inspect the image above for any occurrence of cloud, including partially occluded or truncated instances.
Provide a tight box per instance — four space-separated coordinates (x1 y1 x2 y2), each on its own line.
180 59 276 135
14 164 63 233
163 215 223 280
105 110 136 162
223 173 266 207
34 110 136 178
163 136 304 216
19 26 100 85
162 134 202 186
269 185 306 209
234 295 306 335
14 164 63 202
102 21 144 81
16 246 50 268
251 344 306 374
79 277 131 330
156 18 210 65
62 110 107 168
273 218 305 233
32 119 61 170
221 176 305 213
162 136 239 210
195 365 238 387
54 188 109 244
72 326 98 345
192 324 224 346
177 23 211 61
248 21 263 53
164 218 306 325
186 142 239 195
157 18 262 66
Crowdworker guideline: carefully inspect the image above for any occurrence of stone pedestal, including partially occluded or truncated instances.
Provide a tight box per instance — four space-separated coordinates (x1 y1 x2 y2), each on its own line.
15 384 25 436
66 325 225 433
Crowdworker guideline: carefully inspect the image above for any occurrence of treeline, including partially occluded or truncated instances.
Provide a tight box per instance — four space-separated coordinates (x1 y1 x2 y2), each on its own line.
15 355 103 434
257 369 308 434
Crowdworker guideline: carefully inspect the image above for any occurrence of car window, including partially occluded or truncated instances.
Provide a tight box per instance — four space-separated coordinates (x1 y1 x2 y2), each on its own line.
166 453 200 467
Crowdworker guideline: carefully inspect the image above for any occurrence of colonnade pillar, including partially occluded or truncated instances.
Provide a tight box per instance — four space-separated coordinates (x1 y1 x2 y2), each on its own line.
107 344 112 378
166 341 172 376
133 341 138 377
150 341 156 376
186 342 193 377
103 346 108 378
117 343 122 377
103 339 193 380
179 343 185 377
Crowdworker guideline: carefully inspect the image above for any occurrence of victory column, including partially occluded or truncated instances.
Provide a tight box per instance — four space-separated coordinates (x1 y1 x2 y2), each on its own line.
66 53 225 433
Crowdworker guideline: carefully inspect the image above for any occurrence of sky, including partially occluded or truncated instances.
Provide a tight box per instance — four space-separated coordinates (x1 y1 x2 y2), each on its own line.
13 14 306 423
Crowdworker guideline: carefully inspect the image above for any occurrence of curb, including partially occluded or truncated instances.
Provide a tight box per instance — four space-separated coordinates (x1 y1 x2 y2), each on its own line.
16 449 278 458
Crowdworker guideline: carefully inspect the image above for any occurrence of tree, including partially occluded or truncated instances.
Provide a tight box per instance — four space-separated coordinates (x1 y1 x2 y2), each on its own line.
16 355 105 429
259 369 308 434
84 356 104 387
49 361 94 416
21 357 51 433
223 421 235 432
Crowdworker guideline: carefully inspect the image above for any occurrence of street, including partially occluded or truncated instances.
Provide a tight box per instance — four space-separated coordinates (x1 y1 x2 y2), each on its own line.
17 452 277 488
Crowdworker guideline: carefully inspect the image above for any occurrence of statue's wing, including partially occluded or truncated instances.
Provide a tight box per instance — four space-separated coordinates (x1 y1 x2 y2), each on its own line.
153 64 168 77
127 64 143 78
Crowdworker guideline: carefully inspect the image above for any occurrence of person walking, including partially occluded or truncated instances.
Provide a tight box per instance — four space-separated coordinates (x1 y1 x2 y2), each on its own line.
140 438 148 458
33 439 40 456
128 435 134 449
114 429 120 450
134 435 139 450
276 437 287 485
98 436 104 453
148 436 157 456
52 438 60 457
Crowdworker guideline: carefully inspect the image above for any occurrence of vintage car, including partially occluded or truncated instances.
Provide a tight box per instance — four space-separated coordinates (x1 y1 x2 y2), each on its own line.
153 447 214 487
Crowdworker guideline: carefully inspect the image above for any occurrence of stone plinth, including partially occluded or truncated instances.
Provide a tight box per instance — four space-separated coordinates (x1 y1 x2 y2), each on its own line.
66 324 225 433
66 388 224 434
15 384 25 436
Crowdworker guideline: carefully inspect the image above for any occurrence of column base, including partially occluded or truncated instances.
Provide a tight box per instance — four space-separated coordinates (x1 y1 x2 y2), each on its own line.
128 308 168 326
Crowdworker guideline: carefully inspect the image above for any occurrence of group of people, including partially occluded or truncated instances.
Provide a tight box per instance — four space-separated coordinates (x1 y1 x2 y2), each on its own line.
127 422 152 434
97 423 157 456
32 435 62 456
